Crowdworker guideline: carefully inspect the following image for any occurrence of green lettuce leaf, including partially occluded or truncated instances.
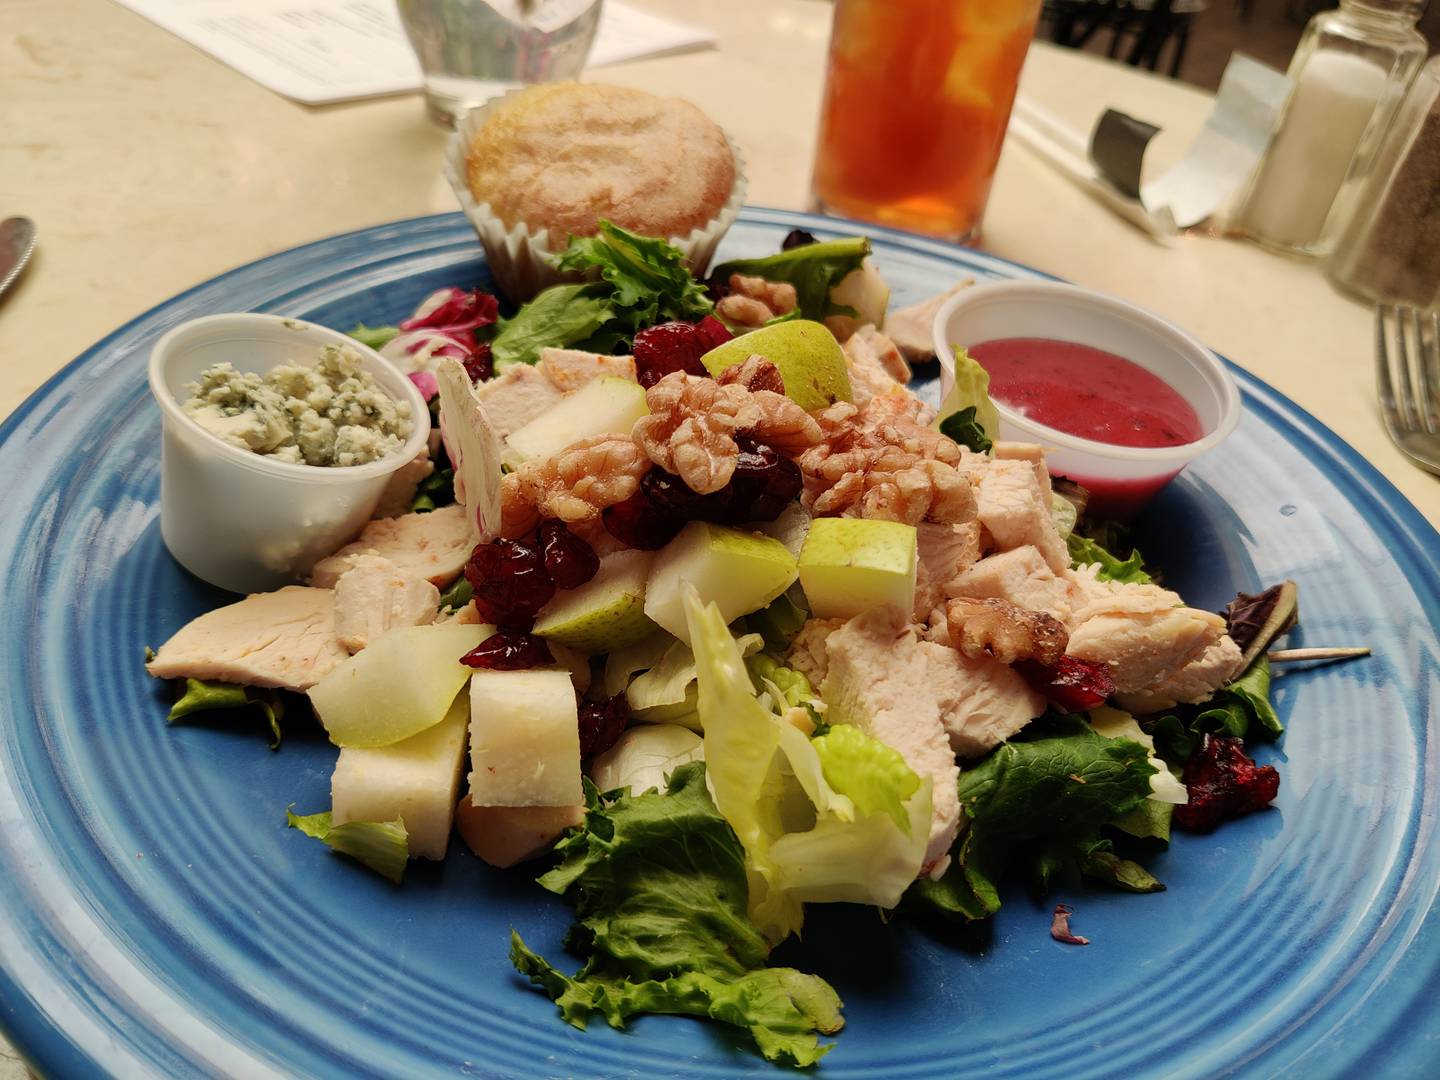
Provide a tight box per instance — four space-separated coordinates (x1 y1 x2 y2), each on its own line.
747 590 810 653
712 237 870 321
168 678 283 750
554 221 713 328
1066 533 1153 584
347 323 399 350
934 347 1001 448
490 283 616 369
410 464 455 513
811 724 918 832
625 632 765 729
286 809 408 883
938 405 993 454
437 575 473 612
1150 656 1283 764
516 763 842 1067
909 718 1156 922
685 589 929 940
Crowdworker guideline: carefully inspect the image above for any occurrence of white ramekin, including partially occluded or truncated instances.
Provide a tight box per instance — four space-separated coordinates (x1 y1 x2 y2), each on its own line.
148 313 431 594
443 86 748 301
932 281 1241 515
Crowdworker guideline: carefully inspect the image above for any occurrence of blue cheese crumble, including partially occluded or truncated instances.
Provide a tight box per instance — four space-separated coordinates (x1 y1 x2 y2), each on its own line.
182 344 413 467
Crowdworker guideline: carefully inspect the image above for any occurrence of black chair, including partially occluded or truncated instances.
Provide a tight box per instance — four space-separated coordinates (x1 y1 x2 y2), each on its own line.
1043 0 1207 78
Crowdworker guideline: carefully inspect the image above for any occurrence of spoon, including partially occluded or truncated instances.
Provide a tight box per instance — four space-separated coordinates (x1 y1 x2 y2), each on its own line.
0 217 37 300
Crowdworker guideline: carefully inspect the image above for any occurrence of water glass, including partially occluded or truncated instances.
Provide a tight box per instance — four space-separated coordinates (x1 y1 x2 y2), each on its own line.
398 0 603 126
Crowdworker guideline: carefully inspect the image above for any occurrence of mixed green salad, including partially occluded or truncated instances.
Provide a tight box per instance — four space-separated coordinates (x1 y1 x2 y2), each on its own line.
148 225 1331 1069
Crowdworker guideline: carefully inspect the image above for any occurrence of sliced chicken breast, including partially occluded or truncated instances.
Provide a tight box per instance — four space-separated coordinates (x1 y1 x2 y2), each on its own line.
884 281 975 363
913 520 983 620
147 586 347 691
820 608 962 876
537 348 638 392
972 458 1070 573
918 640 1047 758
1067 591 1229 695
473 364 563 440
1114 636 1247 714
310 503 473 588
951 546 1077 624
333 554 442 653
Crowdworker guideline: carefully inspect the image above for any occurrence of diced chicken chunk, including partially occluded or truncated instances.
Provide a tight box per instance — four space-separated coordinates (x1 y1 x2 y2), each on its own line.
913 521 983 620
884 281 975 362
917 640 1046 758
951 546 1076 624
991 441 1053 503
1115 636 1247 715
371 448 435 519
474 364 563 439
973 458 1069 572
819 608 962 875
842 325 912 411
147 586 347 691
310 503 473 589
537 348 638 392
333 555 442 653
1067 590 1229 696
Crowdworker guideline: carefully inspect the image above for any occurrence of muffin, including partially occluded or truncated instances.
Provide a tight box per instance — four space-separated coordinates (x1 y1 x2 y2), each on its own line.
443 83 746 300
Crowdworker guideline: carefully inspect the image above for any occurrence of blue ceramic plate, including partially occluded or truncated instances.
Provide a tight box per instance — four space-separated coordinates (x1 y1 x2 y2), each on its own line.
1 210 1438 1079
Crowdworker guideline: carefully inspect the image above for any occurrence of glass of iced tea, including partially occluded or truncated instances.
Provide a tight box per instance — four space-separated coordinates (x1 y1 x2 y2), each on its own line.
810 0 1042 243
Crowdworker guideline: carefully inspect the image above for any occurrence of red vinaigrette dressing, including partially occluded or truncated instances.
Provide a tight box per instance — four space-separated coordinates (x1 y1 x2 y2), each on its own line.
969 337 1206 516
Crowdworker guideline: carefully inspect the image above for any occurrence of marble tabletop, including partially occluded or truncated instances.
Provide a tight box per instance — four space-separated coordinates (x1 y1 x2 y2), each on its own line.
0 0 1436 1072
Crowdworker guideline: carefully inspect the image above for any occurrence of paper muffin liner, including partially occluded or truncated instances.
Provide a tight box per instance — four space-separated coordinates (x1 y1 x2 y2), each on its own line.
443 87 748 302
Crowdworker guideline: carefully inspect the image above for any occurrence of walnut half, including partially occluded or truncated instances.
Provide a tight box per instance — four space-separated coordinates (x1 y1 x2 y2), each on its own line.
500 433 650 537
946 596 1069 666
633 371 821 494
715 273 799 328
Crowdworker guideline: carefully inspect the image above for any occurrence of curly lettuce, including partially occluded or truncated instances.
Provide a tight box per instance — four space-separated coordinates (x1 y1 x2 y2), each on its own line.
685 587 930 943
512 764 842 1067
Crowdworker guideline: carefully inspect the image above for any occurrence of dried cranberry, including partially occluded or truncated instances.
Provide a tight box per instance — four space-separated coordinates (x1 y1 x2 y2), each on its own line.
462 342 493 383
578 694 630 758
1015 656 1116 713
632 322 715 388
463 538 555 628
460 629 555 670
728 438 801 522
695 315 733 350
1173 735 1280 832
602 491 685 550
539 520 600 590
639 439 800 527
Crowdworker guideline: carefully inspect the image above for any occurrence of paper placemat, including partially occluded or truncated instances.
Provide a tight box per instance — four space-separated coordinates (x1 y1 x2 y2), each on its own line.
111 0 715 105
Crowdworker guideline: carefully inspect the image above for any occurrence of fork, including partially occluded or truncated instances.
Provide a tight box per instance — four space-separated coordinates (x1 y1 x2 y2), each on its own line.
1376 303 1440 475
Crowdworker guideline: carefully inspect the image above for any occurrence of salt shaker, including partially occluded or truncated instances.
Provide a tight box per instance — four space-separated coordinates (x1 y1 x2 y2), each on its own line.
1235 0 1426 257
1329 56 1440 308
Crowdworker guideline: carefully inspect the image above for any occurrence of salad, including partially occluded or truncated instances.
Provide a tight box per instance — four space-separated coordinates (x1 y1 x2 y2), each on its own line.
146 224 1339 1069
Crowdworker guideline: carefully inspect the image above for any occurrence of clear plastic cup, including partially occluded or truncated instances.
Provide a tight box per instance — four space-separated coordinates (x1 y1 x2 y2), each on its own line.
931 281 1241 516
148 314 432 594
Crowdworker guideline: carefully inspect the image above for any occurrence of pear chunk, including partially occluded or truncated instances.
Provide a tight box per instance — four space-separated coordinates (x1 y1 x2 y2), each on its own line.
798 518 918 619
309 622 489 748
644 522 797 644
700 320 852 411
503 376 647 468
533 550 657 654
